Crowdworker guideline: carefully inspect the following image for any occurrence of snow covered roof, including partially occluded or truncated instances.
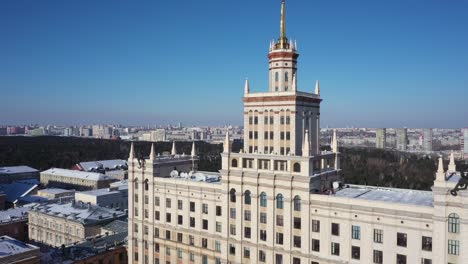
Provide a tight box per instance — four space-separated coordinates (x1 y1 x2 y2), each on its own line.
333 185 433 207
78 160 127 172
38 188 75 195
42 168 110 181
0 235 38 258
0 166 38 175
0 207 29 223
0 179 39 203
30 202 126 225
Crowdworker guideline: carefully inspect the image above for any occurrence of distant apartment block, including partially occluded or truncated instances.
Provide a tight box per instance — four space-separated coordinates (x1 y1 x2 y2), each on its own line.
396 128 408 151
375 128 386 149
0 236 40 264
463 128 468 159
423 128 433 152
40 168 116 191
28 202 127 247
0 166 39 184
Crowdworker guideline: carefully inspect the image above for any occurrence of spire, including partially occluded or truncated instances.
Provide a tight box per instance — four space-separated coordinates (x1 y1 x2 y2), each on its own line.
292 73 297 91
302 130 310 157
315 80 320 95
129 142 135 160
191 141 197 157
171 141 177 156
448 152 457 173
278 0 288 49
149 143 156 160
436 156 446 181
244 79 250 94
223 131 231 153
332 129 338 153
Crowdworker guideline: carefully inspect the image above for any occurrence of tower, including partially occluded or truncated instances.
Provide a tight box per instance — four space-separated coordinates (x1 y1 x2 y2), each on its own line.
243 0 322 156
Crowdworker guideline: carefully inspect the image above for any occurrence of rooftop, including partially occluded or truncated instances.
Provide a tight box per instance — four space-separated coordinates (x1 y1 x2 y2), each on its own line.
0 207 29 223
38 188 75 195
333 185 433 207
30 202 126 225
101 220 128 234
0 166 38 175
41 168 111 181
0 179 39 203
78 160 127 172
0 235 39 258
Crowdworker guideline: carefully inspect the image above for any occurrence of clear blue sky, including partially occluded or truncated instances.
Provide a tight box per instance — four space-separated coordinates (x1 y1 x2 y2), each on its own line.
1 0 467 128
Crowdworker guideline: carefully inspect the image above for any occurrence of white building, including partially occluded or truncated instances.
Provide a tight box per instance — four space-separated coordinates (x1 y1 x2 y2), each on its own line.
40 168 115 191
375 128 386 149
75 181 128 210
128 1 468 264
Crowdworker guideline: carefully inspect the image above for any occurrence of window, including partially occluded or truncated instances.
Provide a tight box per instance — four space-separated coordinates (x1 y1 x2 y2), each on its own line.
397 254 406 264
312 220 320 232
134 194 138 203
397 232 407 247
448 213 460 233
293 195 301 211
421 259 432 264
230 189 236 203
422 236 432 251
331 242 340 256
244 227 251 238
189 235 194 245
244 210 251 221
216 206 222 216
144 225 148 235
166 213 171 222
202 238 208 248
190 217 195 227
215 241 221 252
260 192 267 207
154 196 160 206
260 212 267 224
154 228 159 237
293 258 300 264
351 225 361 240
331 223 340 236
293 217 301 229
229 244 236 255
275 254 283 264
244 190 251 204
264 116 268 125
230 224 236 235
177 200 183 210
166 198 171 208
312 239 320 252
154 243 160 252
202 219 208 230
286 116 290 124
448 239 459 255
177 233 183 242
275 72 279 82
244 247 250 259
293 163 301 172
276 194 284 209
178 215 183 225
230 208 236 219
373 250 383 264
259 250 266 262
177 249 182 259
374 229 383 243
216 221 222 232
293 236 301 248
260 230 267 241
285 72 289 82
202 203 208 214
276 232 283 245
165 230 171 240
144 195 148 204
276 215 284 226
190 202 195 212
351 246 360 260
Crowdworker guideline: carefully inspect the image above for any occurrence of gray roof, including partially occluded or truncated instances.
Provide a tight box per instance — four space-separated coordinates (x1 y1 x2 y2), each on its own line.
78 160 127 172
41 168 111 181
101 220 128 234
0 235 38 257
31 202 126 225
0 166 38 175
0 179 39 203
333 185 433 207
0 207 29 223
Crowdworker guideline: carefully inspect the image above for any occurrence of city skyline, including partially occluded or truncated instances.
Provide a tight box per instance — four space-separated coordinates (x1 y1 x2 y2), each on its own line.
1 0 467 127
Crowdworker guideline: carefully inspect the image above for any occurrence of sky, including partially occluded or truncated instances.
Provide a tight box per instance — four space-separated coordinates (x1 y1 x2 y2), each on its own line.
1 0 467 128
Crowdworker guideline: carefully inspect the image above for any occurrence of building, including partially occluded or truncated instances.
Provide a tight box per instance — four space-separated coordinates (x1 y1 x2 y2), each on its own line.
28 202 127 247
0 235 40 264
0 179 39 208
127 1 468 264
75 181 128 210
0 207 29 241
375 128 386 149
37 188 76 199
463 128 468 159
40 168 116 191
422 128 433 152
0 166 39 184
92 125 113 139
72 159 128 180
396 128 408 151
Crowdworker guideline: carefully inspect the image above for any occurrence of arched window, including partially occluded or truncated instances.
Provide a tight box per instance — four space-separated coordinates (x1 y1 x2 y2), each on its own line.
293 195 301 211
285 72 289 82
276 194 284 209
144 179 149 191
231 159 238 168
134 178 138 190
244 190 251 205
230 188 236 203
448 213 460 233
275 72 279 82
293 163 301 172
260 192 267 207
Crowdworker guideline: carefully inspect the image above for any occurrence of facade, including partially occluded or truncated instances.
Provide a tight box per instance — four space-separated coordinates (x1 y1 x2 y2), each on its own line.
128 1 468 264
75 181 128 210
0 207 29 241
37 188 76 199
0 166 39 184
422 128 433 152
28 202 127 247
375 128 386 149
40 168 116 191
0 235 40 264
396 128 408 151
463 128 468 159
